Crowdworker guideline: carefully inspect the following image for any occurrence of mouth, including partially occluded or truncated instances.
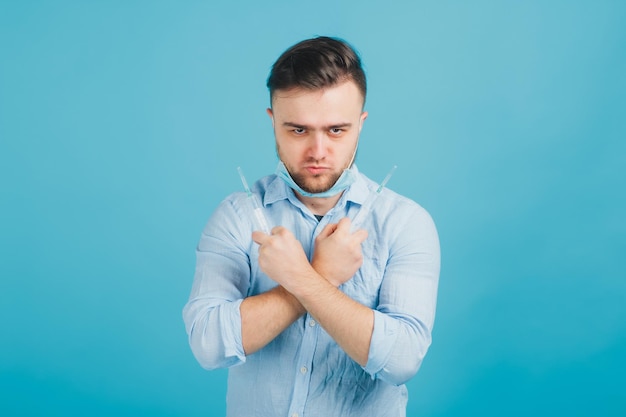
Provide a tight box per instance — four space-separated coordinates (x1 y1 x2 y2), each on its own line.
304 166 330 175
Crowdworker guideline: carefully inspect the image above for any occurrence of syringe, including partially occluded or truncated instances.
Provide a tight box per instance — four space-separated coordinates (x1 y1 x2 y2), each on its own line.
351 165 397 232
237 167 271 234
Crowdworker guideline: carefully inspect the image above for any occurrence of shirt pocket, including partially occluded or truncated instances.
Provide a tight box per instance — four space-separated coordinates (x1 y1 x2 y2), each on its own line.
340 240 387 308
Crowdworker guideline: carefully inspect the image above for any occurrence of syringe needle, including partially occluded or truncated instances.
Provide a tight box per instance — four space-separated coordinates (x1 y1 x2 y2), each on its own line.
351 165 397 232
377 165 397 193
237 166 252 196
237 166 271 234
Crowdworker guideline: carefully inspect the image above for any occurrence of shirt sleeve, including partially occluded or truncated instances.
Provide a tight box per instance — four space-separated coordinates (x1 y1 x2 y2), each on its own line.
363 202 440 385
182 196 251 370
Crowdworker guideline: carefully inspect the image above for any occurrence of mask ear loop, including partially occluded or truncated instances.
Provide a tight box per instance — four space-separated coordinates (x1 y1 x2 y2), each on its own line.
271 116 287 168
346 111 366 169
345 135 360 170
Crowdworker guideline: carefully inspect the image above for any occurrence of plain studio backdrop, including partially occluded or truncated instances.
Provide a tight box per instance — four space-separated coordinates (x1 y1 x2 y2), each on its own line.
1 1 624 416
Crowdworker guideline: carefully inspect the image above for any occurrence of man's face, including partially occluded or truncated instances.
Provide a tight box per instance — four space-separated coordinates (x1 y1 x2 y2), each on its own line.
267 80 368 194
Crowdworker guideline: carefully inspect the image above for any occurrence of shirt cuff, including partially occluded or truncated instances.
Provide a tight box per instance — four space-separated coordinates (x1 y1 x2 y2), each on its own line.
363 309 399 378
224 298 246 364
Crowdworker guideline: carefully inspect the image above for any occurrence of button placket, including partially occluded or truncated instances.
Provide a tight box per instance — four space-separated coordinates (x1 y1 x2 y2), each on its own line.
286 313 318 417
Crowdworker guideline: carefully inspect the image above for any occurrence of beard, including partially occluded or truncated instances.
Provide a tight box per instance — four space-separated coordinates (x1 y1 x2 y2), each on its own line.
276 142 358 194
288 167 343 194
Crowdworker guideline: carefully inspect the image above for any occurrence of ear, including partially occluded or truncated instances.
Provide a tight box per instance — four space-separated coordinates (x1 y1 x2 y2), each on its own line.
266 108 274 127
359 111 368 131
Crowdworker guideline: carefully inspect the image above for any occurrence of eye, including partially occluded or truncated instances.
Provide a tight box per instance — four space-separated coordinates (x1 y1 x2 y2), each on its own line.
292 127 306 135
329 128 343 135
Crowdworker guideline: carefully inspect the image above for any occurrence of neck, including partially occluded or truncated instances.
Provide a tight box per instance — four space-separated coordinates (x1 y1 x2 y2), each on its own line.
295 191 344 216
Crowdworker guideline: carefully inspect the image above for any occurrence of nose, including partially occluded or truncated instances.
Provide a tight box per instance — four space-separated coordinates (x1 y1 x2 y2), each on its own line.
307 132 327 160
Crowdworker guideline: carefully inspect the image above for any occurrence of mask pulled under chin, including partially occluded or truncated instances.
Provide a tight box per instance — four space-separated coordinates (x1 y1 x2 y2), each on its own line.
275 161 357 198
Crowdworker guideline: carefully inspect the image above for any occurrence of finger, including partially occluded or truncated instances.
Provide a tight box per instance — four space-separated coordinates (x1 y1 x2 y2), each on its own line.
271 226 288 236
353 228 368 244
317 222 338 239
335 217 352 233
252 231 270 245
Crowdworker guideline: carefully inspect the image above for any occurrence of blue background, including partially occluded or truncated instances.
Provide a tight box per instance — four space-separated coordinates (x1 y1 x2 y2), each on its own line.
1 1 625 416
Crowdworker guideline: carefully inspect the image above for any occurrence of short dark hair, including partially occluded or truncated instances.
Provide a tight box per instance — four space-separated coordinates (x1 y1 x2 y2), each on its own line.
267 36 367 105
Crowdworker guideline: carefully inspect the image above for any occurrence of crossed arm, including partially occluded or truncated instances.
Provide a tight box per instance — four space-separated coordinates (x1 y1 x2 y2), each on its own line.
185 203 439 384
242 217 371 366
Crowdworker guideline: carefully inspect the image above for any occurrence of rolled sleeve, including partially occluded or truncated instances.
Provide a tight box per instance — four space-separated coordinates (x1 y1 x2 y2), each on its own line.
364 310 400 376
182 196 252 370
183 298 246 369
363 200 440 385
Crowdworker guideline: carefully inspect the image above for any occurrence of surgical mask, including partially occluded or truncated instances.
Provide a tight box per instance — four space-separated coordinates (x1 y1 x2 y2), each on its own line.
275 161 357 198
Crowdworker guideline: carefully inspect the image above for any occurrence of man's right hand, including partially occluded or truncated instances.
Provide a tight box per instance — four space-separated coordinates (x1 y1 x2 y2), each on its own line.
311 217 368 287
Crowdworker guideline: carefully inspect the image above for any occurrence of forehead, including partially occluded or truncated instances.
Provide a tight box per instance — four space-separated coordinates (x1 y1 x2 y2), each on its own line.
271 80 365 113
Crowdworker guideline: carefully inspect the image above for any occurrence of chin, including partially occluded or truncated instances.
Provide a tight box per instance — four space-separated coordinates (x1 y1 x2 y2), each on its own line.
302 184 331 194
301 179 334 194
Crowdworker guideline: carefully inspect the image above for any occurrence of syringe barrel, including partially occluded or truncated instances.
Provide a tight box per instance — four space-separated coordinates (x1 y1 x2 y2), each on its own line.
350 192 379 232
247 195 271 234
253 207 271 234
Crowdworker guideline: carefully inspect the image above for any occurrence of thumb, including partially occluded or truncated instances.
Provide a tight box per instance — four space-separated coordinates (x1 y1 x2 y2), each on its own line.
252 230 269 245
317 222 338 239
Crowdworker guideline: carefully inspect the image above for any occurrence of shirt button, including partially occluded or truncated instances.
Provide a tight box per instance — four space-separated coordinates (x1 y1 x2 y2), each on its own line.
300 366 308 374
292 413 298 417
309 319 316 327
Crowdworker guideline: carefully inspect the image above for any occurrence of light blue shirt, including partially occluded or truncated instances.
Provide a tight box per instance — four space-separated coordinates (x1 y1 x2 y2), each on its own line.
183 167 440 417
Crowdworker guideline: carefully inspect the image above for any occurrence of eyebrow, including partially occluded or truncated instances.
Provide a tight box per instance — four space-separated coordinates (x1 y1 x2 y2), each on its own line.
282 122 353 130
